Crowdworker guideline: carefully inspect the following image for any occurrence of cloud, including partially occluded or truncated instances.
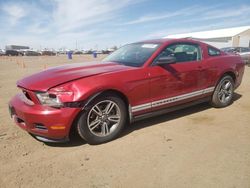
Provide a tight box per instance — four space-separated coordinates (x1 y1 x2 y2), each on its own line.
122 4 250 27
1 0 142 48
52 0 141 32
145 25 221 39
27 23 50 34
202 5 250 20
1 1 250 50
143 4 250 39
122 5 218 25
1 3 27 25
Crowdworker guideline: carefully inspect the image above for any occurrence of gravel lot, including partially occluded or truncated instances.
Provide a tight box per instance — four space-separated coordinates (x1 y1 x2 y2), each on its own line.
0 55 250 188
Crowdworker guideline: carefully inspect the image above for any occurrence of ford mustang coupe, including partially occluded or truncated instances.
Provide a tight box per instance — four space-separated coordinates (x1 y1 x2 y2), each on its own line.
9 39 245 144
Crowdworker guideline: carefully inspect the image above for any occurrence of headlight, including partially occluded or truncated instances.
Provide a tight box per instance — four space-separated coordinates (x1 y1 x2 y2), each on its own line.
36 92 63 107
36 86 74 108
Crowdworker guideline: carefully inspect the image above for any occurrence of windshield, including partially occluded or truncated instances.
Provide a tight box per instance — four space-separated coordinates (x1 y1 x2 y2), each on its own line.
103 43 160 67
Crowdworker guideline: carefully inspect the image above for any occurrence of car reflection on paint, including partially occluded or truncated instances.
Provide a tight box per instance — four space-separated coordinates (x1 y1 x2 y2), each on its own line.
221 47 250 65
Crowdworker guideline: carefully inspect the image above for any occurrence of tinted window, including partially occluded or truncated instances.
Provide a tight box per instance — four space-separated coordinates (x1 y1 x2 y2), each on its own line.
208 47 221 56
154 43 201 63
241 48 250 53
103 43 160 67
221 47 235 53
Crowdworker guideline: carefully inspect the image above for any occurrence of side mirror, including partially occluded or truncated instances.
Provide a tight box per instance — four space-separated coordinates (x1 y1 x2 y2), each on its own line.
156 56 176 65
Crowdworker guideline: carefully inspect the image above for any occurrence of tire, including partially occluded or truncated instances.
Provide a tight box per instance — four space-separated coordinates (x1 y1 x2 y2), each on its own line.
210 75 234 108
77 95 127 145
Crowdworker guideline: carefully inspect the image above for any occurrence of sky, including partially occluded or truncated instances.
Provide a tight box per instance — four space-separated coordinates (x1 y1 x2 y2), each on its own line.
0 0 250 50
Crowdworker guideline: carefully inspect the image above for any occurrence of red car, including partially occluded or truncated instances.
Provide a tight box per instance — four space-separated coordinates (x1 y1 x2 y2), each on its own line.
9 39 245 144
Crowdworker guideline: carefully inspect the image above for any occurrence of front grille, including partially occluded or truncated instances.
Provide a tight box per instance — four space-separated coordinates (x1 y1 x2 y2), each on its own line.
34 123 47 131
17 117 25 124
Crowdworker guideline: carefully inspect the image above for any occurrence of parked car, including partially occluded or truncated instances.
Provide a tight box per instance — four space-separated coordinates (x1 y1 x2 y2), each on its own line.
84 50 94 54
5 50 23 56
41 50 56 56
9 39 245 144
221 47 250 65
0 49 5 56
102 50 113 54
57 51 67 55
73 51 83 55
24 50 41 56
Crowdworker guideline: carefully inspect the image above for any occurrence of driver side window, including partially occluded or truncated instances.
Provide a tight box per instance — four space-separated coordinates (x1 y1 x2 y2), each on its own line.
154 43 202 64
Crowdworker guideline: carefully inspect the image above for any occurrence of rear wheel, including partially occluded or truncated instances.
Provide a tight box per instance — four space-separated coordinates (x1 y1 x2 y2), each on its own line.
210 75 234 108
77 95 127 145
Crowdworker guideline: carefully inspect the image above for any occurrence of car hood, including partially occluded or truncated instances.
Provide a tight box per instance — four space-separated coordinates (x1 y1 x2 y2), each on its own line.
17 61 130 91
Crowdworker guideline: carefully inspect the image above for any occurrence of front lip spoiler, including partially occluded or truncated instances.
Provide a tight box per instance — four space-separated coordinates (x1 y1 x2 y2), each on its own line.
30 134 69 143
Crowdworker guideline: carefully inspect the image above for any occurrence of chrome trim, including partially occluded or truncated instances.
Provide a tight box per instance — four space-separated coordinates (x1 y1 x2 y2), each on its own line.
34 135 69 143
132 87 215 113
128 104 133 122
132 97 211 122
204 87 215 93
131 102 151 112
34 124 48 131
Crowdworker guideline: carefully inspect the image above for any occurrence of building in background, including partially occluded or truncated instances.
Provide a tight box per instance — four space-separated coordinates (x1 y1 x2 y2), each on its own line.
164 26 250 48
5 45 29 51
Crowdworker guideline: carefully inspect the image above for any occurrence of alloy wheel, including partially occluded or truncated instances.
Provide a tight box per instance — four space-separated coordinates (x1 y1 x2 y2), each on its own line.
87 100 121 137
218 79 233 104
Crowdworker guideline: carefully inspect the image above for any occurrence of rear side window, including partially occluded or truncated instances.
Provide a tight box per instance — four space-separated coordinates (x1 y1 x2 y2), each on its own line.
208 47 221 56
154 43 202 63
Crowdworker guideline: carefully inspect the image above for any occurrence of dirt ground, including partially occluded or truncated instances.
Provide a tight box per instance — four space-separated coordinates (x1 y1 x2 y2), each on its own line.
0 55 250 188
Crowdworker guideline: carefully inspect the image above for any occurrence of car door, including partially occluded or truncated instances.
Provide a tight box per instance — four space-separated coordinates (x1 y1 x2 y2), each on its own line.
147 42 207 111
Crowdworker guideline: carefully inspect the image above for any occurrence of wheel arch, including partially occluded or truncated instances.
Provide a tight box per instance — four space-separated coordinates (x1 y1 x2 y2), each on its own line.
83 89 130 109
216 70 236 87
68 89 131 139
222 71 236 83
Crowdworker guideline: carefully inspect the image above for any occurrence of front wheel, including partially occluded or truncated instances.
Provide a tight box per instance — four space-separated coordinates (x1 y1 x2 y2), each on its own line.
210 75 234 108
77 95 127 145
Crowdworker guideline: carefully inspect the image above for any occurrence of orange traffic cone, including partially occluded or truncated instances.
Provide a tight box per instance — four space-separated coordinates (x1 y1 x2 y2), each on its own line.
22 62 26 68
